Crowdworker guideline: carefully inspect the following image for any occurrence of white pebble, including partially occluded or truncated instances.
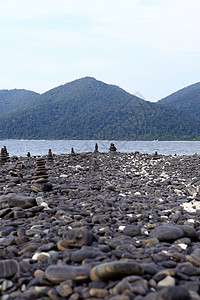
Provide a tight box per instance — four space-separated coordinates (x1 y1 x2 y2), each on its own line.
178 243 187 250
118 226 126 231
157 275 175 287
135 192 141 196
32 252 50 260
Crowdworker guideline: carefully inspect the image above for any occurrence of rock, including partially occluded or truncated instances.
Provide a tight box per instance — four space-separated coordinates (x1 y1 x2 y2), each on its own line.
112 276 148 296
157 275 176 287
150 225 184 241
31 158 53 192
45 265 91 283
21 286 50 299
177 225 196 239
32 252 50 261
186 249 200 267
123 225 141 237
156 286 191 300
0 238 14 246
71 249 93 263
109 143 117 152
47 149 54 163
90 260 144 281
112 279 131 294
0 279 14 291
189 290 200 300
7 195 36 209
176 262 200 276
62 227 93 247
89 288 109 298
0 259 19 278
56 280 73 297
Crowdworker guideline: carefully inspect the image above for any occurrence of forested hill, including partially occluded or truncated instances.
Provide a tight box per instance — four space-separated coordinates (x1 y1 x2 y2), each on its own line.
157 82 200 119
0 89 40 118
0 77 199 140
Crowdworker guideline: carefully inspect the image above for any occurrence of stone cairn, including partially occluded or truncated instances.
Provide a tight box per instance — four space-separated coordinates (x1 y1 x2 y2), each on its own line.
31 157 53 192
47 149 54 163
71 147 75 156
109 143 117 152
94 143 99 153
0 146 9 164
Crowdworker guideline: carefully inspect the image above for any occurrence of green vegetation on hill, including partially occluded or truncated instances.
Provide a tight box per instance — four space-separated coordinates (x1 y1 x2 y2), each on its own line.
0 77 199 140
0 89 40 118
158 82 200 119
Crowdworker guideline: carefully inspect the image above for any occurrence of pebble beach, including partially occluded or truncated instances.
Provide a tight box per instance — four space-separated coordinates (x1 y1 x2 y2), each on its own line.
0 147 200 299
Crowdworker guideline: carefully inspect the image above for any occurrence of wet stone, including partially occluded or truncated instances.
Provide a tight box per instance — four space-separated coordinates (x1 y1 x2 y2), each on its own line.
123 225 141 237
176 262 200 276
0 279 14 291
89 288 109 298
0 259 19 278
0 226 14 237
45 264 91 283
71 249 93 263
56 280 73 297
186 249 200 267
62 227 93 247
0 238 14 246
7 194 36 209
156 286 191 300
157 275 176 287
150 225 184 241
90 260 144 281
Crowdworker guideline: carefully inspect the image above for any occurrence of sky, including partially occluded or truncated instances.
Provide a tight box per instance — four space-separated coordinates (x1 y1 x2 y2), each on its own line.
0 0 200 101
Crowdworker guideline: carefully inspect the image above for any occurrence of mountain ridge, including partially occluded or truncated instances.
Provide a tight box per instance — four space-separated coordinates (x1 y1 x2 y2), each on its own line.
0 77 199 140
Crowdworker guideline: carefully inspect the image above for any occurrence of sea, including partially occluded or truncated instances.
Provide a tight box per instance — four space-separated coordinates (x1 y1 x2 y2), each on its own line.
0 140 200 157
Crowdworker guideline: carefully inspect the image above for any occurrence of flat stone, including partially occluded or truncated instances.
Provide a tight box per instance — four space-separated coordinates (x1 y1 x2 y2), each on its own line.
156 286 191 300
7 194 36 209
0 226 14 237
71 249 93 263
90 260 144 281
186 249 200 267
177 225 196 239
177 262 200 276
0 238 14 246
62 227 93 247
0 279 14 291
89 288 109 298
157 275 176 287
45 265 91 283
56 281 73 297
123 225 141 237
150 225 184 241
0 259 19 278
31 182 53 192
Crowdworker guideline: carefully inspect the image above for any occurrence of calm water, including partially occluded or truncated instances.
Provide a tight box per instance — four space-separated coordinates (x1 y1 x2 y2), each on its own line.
0 140 200 157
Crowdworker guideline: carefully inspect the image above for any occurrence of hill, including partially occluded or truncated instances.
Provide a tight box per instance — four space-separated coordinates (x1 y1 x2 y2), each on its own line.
157 82 200 119
0 89 40 118
0 77 199 140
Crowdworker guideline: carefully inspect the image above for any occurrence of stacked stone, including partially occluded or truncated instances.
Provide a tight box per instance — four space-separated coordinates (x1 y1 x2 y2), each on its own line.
47 149 54 163
109 143 117 152
71 147 75 156
31 157 52 192
94 143 99 153
0 147 9 164
3 146 9 160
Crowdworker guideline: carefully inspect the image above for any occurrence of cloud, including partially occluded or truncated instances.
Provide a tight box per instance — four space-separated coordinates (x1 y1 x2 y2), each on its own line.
0 0 200 100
